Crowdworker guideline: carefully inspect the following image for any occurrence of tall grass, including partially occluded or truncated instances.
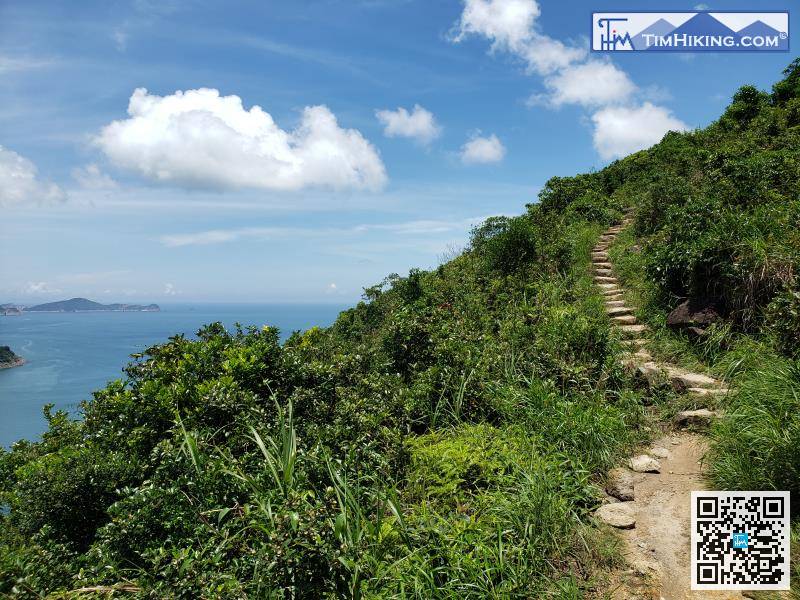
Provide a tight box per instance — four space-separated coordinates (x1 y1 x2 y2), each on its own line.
708 356 800 499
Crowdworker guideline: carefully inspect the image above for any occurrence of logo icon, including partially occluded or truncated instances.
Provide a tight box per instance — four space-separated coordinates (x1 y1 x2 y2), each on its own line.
592 11 790 53
732 532 749 549
597 17 634 50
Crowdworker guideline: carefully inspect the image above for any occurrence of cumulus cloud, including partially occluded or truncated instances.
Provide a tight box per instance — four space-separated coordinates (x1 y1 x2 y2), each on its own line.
0 145 66 207
537 59 637 108
94 87 387 192
72 163 118 190
163 283 178 296
460 133 505 164
376 104 441 144
452 0 689 162
452 0 585 74
591 102 690 160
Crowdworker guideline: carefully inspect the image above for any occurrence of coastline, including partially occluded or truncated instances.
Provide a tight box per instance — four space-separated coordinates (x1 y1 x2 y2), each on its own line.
0 357 25 370
19 309 160 314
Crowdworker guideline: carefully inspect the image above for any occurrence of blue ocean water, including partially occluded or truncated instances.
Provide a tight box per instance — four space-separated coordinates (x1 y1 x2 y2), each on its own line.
0 303 346 448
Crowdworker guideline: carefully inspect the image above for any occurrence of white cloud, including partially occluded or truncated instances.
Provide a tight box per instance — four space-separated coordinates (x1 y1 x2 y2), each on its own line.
460 133 505 164
452 0 584 74
538 59 637 108
0 145 66 207
0 55 54 74
94 87 387 192
376 104 441 144
24 281 62 295
160 216 489 248
112 29 129 52
452 0 690 163
591 102 690 160
518 33 587 75
163 283 178 296
72 163 118 190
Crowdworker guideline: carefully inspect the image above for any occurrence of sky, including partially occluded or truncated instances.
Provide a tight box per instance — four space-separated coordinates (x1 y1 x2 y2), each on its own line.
0 0 796 304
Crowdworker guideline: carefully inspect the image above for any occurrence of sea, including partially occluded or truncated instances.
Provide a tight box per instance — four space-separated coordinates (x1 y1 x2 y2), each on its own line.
0 303 347 448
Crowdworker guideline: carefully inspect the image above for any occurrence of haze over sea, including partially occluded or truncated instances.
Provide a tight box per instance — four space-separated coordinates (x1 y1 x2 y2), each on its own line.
0 303 346 448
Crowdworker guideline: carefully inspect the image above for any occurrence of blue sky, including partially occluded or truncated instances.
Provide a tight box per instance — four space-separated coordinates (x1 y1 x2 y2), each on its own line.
0 0 796 303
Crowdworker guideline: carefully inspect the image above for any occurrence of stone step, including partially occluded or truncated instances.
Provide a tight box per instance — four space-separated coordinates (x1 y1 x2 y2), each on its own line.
594 268 613 276
604 293 625 301
606 306 632 316
601 288 621 296
605 300 626 308
595 276 618 284
591 252 609 259
619 324 648 337
613 315 638 325
598 283 619 291
594 502 636 529
687 387 731 397
593 261 613 269
664 368 718 390
622 351 653 367
632 362 663 384
675 409 718 428
621 338 648 347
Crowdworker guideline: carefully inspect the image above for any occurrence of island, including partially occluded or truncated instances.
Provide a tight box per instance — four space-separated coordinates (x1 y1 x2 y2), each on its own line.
0 346 24 369
23 298 160 313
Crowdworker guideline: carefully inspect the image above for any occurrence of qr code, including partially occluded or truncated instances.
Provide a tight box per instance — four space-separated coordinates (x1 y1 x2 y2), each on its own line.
691 491 790 590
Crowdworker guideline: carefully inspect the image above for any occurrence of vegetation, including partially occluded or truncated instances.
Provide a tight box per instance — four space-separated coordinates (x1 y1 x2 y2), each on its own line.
0 346 21 366
2 61 800 597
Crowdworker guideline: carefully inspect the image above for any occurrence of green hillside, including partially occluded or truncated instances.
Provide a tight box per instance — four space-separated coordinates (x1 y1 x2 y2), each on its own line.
1 61 799 597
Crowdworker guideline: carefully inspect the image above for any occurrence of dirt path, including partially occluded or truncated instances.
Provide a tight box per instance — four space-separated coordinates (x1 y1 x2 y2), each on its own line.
591 215 742 599
611 433 743 599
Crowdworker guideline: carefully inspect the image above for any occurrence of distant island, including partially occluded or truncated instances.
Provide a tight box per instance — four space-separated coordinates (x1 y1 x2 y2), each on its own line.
0 346 24 369
18 298 160 313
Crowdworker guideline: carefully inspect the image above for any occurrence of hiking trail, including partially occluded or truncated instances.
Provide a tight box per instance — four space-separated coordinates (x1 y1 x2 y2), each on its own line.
591 214 745 600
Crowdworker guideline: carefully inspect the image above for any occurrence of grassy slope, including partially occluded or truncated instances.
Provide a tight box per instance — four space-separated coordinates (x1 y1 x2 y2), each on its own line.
2 62 800 597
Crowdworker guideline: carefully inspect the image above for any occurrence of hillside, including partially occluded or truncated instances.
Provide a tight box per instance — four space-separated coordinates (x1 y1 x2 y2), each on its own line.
1 61 799 597
24 298 160 312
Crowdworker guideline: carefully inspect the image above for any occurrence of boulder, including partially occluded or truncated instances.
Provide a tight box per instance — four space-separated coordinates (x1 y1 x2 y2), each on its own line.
605 467 635 501
628 455 661 473
595 502 636 529
666 298 720 334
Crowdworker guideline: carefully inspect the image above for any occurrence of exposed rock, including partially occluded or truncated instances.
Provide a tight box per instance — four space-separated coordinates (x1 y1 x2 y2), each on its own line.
628 455 661 473
613 315 638 325
605 467 635 501
649 446 670 459
635 362 663 385
666 298 720 333
665 369 718 391
595 502 636 529
619 324 648 336
675 409 717 427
